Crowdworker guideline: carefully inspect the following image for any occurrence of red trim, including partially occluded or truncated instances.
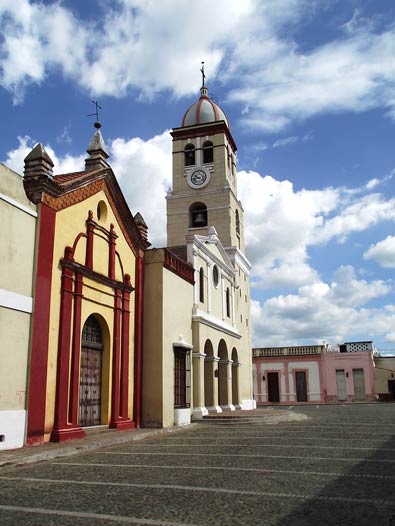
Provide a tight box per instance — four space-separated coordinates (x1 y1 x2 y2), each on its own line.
51 250 85 442
133 253 144 428
120 275 131 419
109 288 122 428
85 210 94 269
108 223 116 280
26 204 56 445
69 271 83 424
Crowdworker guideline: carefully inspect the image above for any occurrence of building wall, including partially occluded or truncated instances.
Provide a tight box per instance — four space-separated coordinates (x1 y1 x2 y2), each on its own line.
143 249 194 428
253 355 324 405
322 351 375 402
0 163 36 449
374 357 395 400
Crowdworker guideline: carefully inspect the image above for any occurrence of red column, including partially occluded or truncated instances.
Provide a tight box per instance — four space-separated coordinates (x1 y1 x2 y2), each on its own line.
108 223 117 280
69 271 84 425
26 204 56 446
110 287 122 428
85 210 94 269
133 252 145 428
51 249 85 442
118 275 134 428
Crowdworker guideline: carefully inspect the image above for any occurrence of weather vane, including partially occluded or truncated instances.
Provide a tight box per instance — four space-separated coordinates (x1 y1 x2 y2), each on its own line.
88 100 102 129
200 61 206 87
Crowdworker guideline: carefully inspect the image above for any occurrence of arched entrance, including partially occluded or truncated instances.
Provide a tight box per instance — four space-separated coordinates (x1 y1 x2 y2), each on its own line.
204 340 214 407
231 348 239 405
79 315 103 427
218 340 229 406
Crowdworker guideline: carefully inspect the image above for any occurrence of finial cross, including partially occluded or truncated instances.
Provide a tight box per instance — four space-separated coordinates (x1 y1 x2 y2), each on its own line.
88 100 102 123
200 62 206 87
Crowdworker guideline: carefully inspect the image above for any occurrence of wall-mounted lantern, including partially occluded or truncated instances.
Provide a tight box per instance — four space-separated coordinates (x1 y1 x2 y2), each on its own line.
346 372 349 378
214 369 219 378
262 375 265 381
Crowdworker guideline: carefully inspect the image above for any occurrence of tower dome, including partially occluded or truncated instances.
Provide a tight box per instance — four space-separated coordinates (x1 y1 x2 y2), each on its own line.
181 86 229 128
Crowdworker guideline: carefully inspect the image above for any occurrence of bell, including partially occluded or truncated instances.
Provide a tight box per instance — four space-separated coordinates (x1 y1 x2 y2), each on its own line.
194 211 206 226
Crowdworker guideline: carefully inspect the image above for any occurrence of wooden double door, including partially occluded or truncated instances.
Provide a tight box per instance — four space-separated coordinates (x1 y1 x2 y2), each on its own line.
79 316 103 427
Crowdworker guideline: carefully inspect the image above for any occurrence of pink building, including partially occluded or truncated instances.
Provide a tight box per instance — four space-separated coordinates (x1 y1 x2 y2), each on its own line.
322 350 375 403
253 345 326 405
253 343 376 405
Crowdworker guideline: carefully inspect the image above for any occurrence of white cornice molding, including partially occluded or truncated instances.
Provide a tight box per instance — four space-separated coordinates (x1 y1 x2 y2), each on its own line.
192 309 241 339
0 289 33 313
225 246 252 275
0 192 37 217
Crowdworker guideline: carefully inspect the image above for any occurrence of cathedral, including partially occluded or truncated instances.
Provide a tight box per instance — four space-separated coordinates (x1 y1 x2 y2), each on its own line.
0 75 254 449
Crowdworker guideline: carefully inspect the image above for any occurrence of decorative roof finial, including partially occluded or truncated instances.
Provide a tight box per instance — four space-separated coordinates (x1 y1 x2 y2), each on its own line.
200 61 206 87
88 100 102 129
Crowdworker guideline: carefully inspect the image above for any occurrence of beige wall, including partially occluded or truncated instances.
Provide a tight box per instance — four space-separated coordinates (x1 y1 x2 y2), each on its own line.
0 163 37 448
143 249 193 427
374 357 395 395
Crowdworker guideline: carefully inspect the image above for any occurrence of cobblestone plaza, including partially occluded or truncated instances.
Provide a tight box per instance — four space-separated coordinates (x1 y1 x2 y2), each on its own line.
1 405 395 525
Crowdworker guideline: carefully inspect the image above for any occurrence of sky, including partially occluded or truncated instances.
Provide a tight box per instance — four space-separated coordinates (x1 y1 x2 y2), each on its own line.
1 0 395 352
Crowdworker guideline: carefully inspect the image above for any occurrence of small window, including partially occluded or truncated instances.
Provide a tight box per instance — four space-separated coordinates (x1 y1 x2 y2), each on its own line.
213 265 219 288
189 202 207 228
199 267 204 303
202 141 213 163
226 288 230 318
184 143 195 166
235 209 240 236
97 200 107 223
174 347 191 408
226 145 230 169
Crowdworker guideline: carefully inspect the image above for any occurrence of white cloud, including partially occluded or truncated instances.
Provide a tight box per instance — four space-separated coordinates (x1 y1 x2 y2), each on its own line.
3 1 394 133
272 136 298 148
251 267 394 346
364 236 395 269
109 131 172 246
3 136 85 175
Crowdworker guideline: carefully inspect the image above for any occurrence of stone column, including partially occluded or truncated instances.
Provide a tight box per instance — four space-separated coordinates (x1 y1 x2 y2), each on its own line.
219 359 235 411
192 351 207 419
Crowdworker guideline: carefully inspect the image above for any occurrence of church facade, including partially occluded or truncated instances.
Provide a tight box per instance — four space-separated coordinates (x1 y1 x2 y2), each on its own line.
0 76 254 449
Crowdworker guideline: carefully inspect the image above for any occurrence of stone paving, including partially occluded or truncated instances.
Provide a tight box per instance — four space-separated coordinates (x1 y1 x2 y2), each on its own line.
1 404 395 525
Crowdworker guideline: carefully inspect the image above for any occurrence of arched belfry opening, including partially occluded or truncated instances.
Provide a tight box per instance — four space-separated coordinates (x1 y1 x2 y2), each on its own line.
189 202 207 228
202 140 214 164
184 143 195 166
79 315 104 427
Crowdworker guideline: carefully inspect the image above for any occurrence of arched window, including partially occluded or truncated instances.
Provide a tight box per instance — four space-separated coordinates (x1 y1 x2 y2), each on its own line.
202 141 213 164
226 145 231 169
235 209 240 236
213 265 219 288
226 287 230 318
184 143 195 166
189 202 207 228
199 267 204 303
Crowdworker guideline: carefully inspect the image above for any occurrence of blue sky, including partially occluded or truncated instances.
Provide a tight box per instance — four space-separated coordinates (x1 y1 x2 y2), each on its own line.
1 0 395 351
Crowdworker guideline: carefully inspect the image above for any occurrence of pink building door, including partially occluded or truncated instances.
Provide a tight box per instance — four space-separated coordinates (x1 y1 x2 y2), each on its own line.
296 371 308 402
336 369 346 401
267 373 280 403
353 368 366 401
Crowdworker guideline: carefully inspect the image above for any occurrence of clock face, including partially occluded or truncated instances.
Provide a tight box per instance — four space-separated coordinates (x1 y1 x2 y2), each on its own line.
190 169 207 186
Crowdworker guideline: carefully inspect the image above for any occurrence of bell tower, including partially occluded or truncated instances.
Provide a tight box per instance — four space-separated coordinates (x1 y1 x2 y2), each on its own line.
166 69 245 252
